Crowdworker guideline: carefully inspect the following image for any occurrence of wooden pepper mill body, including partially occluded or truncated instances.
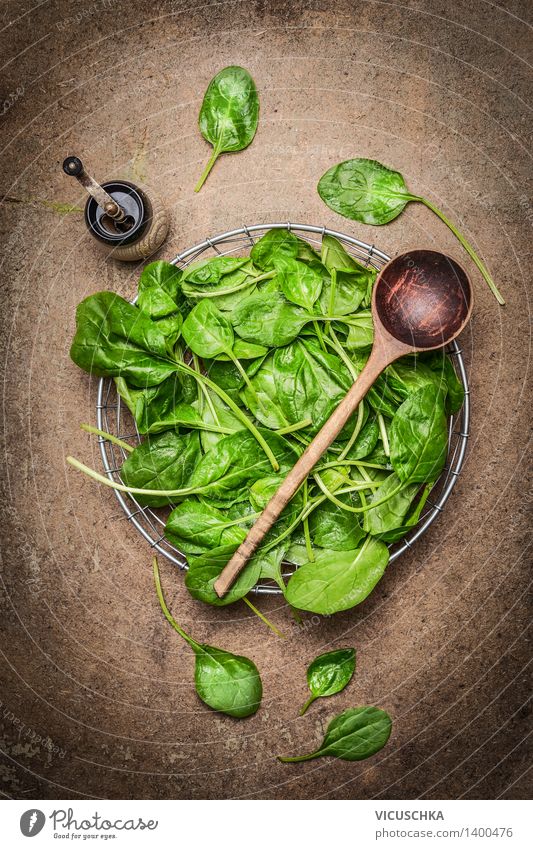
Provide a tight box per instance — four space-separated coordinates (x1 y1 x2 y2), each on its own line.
63 156 170 261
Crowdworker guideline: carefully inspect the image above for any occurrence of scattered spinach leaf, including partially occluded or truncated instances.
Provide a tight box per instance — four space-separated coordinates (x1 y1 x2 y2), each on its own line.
300 648 356 715
195 66 259 192
278 706 392 762
318 157 504 304
154 557 262 717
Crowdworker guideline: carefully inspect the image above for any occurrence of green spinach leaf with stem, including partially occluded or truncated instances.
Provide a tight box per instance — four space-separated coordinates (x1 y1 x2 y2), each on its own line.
277 258 323 311
364 473 419 536
389 384 448 484
318 157 504 304
299 648 356 715
273 339 352 434
309 496 365 551
165 499 252 553
285 537 390 614
378 482 432 543
137 260 184 349
70 292 177 387
195 66 259 192
153 557 262 717
121 431 201 507
278 706 392 762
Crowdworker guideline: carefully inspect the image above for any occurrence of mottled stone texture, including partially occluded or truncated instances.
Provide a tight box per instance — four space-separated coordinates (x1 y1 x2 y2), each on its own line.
0 0 531 800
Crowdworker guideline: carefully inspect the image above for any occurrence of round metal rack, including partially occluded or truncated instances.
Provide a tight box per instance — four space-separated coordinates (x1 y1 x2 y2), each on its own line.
96 222 470 594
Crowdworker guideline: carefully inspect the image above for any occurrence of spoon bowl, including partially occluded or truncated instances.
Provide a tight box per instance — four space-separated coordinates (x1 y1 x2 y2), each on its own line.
214 249 473 598
374 249 472 351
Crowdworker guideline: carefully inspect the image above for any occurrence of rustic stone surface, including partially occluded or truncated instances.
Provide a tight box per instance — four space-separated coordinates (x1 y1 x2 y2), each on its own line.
0 0 530 799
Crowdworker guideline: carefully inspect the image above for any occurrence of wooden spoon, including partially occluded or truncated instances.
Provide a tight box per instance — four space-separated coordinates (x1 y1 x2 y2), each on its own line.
214 249 473 598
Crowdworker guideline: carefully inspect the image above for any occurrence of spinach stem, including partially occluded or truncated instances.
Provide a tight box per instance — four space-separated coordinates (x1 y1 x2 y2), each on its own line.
276 418 312 435
80 423 134 453
315 459 390 472
312 319 327 352
302 480 315 562
327 268 337 316
66 455 199 497
243 597 286 639
277 752 317 763
419 196 505 305
299 694 317 716
152 557 199 650
193 355 219 424
377 413 390 456
194 144 221 193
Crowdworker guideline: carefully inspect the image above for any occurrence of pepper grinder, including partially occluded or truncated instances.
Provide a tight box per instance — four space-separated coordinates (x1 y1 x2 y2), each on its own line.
62 156 170 261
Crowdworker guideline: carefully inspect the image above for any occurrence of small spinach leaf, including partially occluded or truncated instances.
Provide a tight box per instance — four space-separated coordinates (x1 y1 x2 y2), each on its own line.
278 706 392 762
300 648 356 715
318 158 415 225
232 291 312 347
154 557 262 717
195 66 259 192
182 299 234 360
70 292 176 387
285 537 389 614
165 500 248 553
277 258 323 311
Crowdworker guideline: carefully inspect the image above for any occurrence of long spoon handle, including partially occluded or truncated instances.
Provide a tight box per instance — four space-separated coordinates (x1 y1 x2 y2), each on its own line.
214 345 391 598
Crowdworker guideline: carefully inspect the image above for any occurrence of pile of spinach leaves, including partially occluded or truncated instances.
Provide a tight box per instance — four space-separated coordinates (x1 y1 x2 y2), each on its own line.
69 228 463 616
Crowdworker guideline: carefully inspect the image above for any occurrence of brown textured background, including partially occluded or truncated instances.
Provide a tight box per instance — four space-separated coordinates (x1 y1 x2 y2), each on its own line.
0 0 531 800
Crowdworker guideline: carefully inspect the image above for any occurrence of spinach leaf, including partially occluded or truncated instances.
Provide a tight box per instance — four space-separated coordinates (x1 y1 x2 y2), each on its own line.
319 235 376 315
278 706 392 762
345 414 380 460
232 291 312 347
321 234 369 273
285 537 389 614
309 497 364 551
240 355 290 429
273 339 352 433
277 258 322 311
378 482 432 543
185 543 262 606
181 257 250 286
154 558 262 717
120 431 201 507
165 500 248 553
364 474 419 536
188 428 298 506
182 299 234 360
421 352 465 414
195 66 259 192
344 311 374 350
115 373 197 434
250 228 300 269
300 648 356 715
318 158 414 225
385 360 444 400
198 389 244 453
70 292 176 387
390 384 448 483
317 158 504 304
137 260 184 348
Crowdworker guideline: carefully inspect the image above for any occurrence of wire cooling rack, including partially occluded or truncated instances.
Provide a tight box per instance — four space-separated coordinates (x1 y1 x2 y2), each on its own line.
96 223 470 595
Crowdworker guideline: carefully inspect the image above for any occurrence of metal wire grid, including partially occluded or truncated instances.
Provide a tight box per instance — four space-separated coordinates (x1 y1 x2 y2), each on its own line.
96 223 470 595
